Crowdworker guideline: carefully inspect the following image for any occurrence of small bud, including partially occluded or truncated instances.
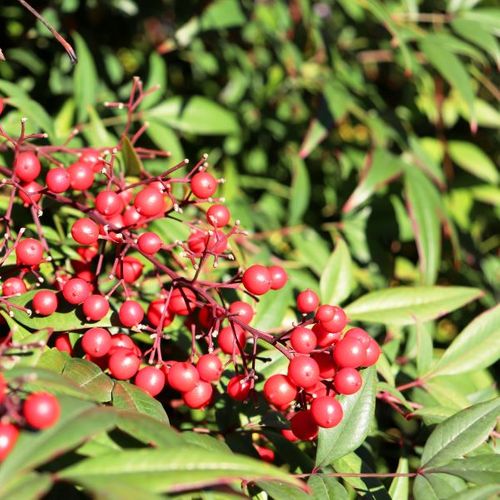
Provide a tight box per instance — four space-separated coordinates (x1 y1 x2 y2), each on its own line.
26 309 32 316
8 310 14 317
212 330 219 338
38 209 43 217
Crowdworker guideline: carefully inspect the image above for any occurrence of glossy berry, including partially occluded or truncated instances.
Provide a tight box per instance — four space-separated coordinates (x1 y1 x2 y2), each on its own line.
123 205 143 227
190 172 217 199
268 265 288 290
81 328 112 358
320 306 347 333
147 299 175 329
0 423 19 461
229 301 254 324
109 334 137 353
296 289 319 314
32 290 58 316
344 327 371 347
263 374 297 407
134 187 165 217
206 204 230 227
364 338 381 367
95 190 122 216
82 294 109 321
108 348 141 380
46 168 70 193
2 277 27 296
14 151 41 182
62 278 91 305
242 265 272 296
227 375 252 401
119 300 144 327
80 148 104 172
218 325 246 354
313 323 341 348
23 392 60 430
138 232 162 255
254 445 275 463
115 256 144 283
287 355 320 388
0 373 6 405
71 218 99 246
16 238 43 266
311 396 343 428
183 381 213 409
196 354 223 382
68 161 95 191
334 368 362 395
311 351 336 379
168 362 199 393
333 337 366 369
168 288 196 316
290 410 318 440
19 181 43 205
290 326 317 354
54 333 73 354
134 366 166 397
188 229 228 255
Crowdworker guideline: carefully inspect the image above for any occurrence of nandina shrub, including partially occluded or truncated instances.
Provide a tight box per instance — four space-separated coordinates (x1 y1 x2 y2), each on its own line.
0 79 498 499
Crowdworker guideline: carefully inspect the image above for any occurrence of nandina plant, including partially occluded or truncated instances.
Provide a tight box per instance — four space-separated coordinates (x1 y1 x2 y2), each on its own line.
0 78 498 499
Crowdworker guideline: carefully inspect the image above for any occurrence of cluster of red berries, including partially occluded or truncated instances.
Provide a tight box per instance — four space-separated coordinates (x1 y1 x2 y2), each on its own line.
0 373 60 461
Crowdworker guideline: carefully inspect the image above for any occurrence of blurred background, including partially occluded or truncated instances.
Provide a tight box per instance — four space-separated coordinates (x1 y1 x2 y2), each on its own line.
0 0 498 344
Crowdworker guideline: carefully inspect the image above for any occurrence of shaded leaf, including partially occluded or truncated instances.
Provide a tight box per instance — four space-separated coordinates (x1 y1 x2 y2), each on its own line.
121 136 144 176
427 455 500 484
288 156 311 224
73 33 98 122
308 474 348 500
389 458 409 500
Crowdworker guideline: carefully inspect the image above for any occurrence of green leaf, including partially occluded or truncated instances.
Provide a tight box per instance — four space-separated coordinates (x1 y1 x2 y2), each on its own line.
6 289 113 331
288 155 311 224
116 411 176 447
146 97 240 135
73 32 98 122
389 458 410 500
316 366 376 465
253 281 292 330
146 121 185 164
409 136 446 187
414 473 465 500
448 141 499 183
141 52 167 110
421 397 500 468
257 481 308 500
453 484 500 500
429 305 500 377
416 322 434 376
308 474 348 500
344 286 483 326
112 381 169 423
7 97 55 137
121 136 144 176
58 447 304 493
0 472 52 500
420 38 476 126
299 98 333 159
405 168 442 285
427 455 500 485
343 149 404 213
72 479 166 500
411 405 457 425
200 0 246 30
82 106 116 147
320 237 354 305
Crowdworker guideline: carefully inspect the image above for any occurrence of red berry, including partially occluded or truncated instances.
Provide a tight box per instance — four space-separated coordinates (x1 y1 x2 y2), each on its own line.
218 325 246 354
16 238 43 266
168 362 199 393
54 333 72 354
108 348 141 380
296 289 319 314
19 181 43 205
306 381 329 400
333 337 366 369
81 327 112 357
168 288 197 316
109 333 137 353
0 374 6 405
190 172 217 199
71 218 99 246
80 148 104 172
115 256 143 283
95 190 122 216
315 305 334 323
62 278 91 305
2 277 27 296
312 323 341 348
46 168 70 193
198 306 214 329
242 265 272 296
311 396 343 428
147 299 175 330
334 368 362 395
134 366 166 397
344 327 371 347
320 306 347 333
183 381 213 409
0 423 19 461
290 410 318 440
82 294 109 321
23 392 60 430
206 204 230 227
281 428 299 442
227 375 252 401
263 374 297 407
254 445 275 463
290 326 317 354
196 354 223 382
134 187 165 217
32 290 58 316
364 338 381 366
119 300 144 327
268 265 288 290
229 301 254 324
311 351 336 379
68 161 95 191
187 230 228 255
123 205 143 227
14 151 41 182
138 232 162 255
287 355 320 388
